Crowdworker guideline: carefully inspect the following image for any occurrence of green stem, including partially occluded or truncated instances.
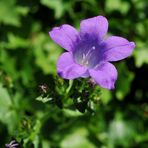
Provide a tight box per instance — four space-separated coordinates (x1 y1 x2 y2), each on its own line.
66 80 73 95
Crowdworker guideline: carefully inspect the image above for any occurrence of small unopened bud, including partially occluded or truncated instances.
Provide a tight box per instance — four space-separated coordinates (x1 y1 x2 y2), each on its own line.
88 78 96 87
38 84 49 94
5 140 20 148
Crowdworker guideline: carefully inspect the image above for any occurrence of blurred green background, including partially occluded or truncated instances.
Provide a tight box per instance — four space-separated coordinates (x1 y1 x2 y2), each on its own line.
0 0 148 147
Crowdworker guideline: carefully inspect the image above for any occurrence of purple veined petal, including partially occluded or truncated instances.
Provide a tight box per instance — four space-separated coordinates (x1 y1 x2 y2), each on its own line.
89 62 117 90
102 36 136 62
80 16 108 40
57 52 88 79
49 24 79 51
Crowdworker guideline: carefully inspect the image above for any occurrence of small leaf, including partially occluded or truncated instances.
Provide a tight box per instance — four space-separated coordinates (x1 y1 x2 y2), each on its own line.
36 96 52 103
0 83 12 107
115 62 134 100
134 45 148 67
106 0 129 14
61 128 95 148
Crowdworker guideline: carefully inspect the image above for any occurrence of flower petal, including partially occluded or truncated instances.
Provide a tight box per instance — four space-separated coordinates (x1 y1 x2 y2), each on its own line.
103 36 135 61
80 16 108 40
49 24 79 51
57 52 87 79
89 62 117 89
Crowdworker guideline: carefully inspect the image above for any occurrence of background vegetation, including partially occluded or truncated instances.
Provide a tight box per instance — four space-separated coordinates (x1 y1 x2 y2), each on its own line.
0 0 148 147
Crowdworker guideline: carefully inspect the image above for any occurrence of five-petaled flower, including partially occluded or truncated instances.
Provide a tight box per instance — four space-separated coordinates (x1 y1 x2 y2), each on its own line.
49 16 135 90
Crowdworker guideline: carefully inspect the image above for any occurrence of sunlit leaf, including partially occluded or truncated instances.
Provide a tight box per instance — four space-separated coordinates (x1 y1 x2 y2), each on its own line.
0 0 29 26
61 128 95 148
106 0 130 14
115 62 134 100
134 43 148 67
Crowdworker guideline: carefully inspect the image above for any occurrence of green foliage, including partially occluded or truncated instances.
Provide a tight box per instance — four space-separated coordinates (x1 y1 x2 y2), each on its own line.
0 0 29 26
0 0 148 147
41 0 66 19
134 42 148 67
115 62 135 100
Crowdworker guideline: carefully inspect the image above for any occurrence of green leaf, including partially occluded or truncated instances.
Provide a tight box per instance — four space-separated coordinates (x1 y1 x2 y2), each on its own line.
36 96 52 103
0 84 19 134
0 83 12 107
109 112 137 147
41 0 65 18
115 63 134 100
61 128 95 148
6 33 29 49
63 109 83 117
0 0 29 26
32 33 61 74
106 0 130 14
134 42 148 67
100 88 112 104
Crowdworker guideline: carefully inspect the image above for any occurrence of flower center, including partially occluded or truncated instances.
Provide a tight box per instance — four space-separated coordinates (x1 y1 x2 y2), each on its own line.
74 43 100 69
80 46 96 67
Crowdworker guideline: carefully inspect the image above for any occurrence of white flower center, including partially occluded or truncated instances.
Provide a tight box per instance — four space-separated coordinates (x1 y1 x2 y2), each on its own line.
80 46 96 67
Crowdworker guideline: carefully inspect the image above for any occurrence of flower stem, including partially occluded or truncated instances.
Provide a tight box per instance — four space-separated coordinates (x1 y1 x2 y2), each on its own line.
66 80 73 95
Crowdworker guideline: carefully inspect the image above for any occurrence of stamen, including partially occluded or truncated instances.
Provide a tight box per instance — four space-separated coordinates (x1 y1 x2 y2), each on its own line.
82 53 86 59
85 46 96 57
92 46 96 50
80 46 96 67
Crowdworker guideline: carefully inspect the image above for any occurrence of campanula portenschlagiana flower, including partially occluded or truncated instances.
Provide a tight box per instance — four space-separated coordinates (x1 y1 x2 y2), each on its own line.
49 16 135 89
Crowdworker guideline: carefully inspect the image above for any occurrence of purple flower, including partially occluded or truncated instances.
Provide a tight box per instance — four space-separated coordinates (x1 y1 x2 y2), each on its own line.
49 16 135 89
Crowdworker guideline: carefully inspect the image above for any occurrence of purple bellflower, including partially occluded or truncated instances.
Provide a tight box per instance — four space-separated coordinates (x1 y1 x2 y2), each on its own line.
49 16 135 90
